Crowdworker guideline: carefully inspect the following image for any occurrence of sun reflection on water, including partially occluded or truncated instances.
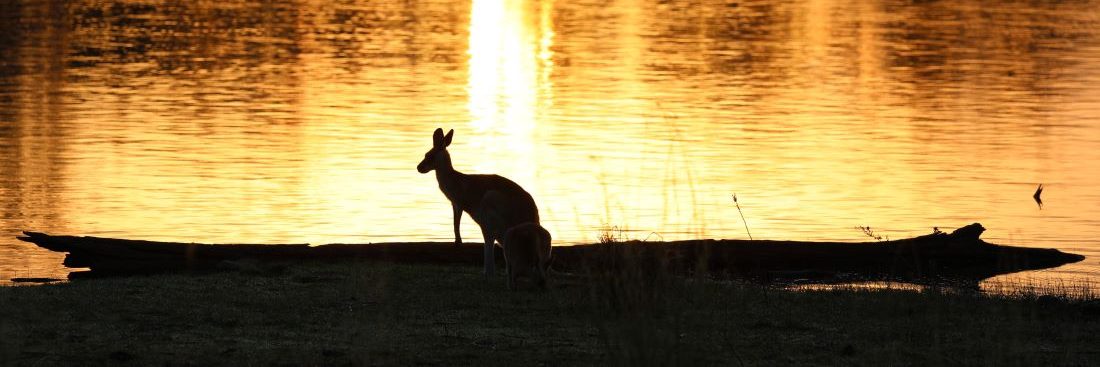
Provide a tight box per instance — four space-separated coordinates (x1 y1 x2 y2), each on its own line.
3 0 1100 287
465 0 555 197
467 0 547 140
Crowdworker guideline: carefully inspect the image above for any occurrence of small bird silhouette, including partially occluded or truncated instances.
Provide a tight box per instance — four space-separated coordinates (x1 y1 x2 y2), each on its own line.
1033 184 1044 209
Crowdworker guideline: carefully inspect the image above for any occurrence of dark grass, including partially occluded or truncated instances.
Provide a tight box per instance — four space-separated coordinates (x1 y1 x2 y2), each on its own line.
1 261 1099 366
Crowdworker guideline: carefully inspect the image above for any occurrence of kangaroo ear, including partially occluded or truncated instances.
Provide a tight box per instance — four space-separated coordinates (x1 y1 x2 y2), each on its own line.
443 129 454 147
432 128 444 147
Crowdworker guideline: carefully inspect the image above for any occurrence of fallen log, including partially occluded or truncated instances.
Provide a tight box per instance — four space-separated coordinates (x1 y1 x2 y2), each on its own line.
16 223 1085 283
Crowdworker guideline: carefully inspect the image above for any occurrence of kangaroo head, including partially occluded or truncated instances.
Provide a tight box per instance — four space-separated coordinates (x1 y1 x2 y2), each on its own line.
417 128 454 173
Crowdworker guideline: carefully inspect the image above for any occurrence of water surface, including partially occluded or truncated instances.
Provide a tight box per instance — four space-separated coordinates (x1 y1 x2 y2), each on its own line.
2 0 1099 287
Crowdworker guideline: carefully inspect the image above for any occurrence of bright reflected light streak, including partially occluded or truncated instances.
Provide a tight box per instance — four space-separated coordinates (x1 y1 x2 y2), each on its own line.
467 0 549 153
466 0 556 186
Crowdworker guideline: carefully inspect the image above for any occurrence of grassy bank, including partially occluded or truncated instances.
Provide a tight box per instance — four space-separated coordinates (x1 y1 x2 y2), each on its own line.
1 261 1098 366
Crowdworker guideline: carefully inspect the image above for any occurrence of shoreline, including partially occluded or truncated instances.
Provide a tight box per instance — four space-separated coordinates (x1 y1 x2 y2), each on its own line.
2 261 1098 366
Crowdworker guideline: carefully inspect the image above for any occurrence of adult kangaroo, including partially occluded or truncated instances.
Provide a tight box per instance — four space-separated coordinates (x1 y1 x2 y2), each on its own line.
417 128 541 277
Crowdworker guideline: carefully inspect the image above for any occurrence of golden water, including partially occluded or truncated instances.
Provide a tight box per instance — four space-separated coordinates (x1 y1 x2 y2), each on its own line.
2 0 1098 286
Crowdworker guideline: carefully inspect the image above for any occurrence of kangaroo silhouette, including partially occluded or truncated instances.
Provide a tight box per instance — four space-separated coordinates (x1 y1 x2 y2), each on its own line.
417 128 542 277
501 222 552 289
479 191 552 289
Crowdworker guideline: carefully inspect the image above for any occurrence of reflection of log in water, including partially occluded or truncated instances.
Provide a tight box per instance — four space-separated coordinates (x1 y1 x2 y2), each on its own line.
17 223 1084 284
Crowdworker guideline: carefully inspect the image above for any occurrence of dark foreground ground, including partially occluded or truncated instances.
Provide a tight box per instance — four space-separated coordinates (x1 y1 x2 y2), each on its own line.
2 261 1098 366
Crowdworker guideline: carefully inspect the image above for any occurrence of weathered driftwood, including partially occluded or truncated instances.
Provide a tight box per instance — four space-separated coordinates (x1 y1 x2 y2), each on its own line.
17 223 1085 283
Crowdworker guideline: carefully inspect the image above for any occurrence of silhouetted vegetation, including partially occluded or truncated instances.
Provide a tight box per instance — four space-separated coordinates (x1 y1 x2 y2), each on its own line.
2 261 1098 366
855 226 889 242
